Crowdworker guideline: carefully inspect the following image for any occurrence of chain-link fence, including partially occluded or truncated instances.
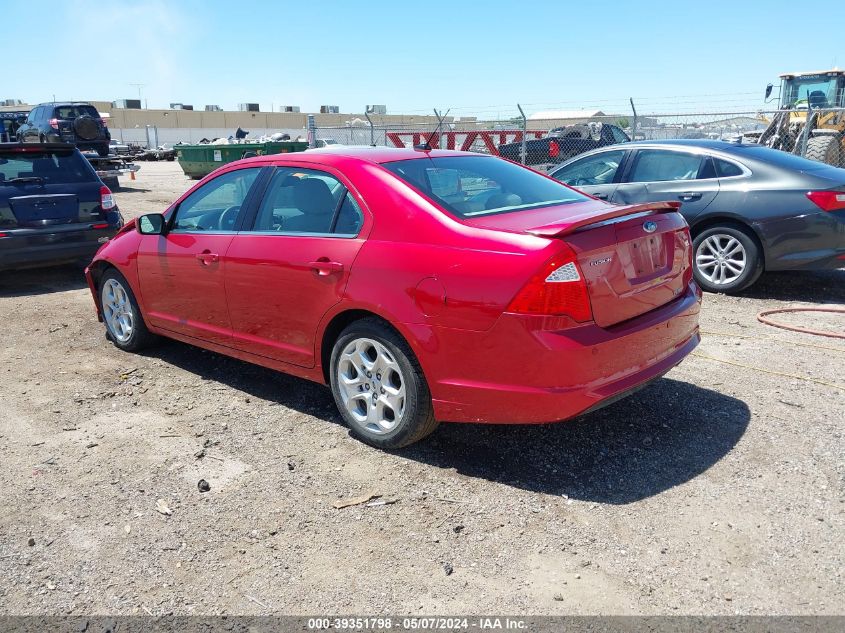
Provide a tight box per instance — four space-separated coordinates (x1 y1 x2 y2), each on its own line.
313 107 845 171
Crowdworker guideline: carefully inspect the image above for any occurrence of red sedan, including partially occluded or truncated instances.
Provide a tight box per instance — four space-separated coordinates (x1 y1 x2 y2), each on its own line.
85 147 701 449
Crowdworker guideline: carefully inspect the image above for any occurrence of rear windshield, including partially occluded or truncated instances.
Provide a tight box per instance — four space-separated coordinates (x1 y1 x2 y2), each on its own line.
0 150 96 184
382 155 587 217
53 105 100 119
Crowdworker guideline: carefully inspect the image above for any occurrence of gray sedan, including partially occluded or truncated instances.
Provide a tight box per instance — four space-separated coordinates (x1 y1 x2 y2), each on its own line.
549 140 845 293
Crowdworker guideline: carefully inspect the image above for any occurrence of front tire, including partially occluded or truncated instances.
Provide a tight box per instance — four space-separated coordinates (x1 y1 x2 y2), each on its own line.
329 318 438 449
100 269 157 351
692 225 762 294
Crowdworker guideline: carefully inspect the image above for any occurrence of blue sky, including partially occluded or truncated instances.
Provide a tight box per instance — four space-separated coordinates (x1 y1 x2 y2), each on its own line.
5 0 844 118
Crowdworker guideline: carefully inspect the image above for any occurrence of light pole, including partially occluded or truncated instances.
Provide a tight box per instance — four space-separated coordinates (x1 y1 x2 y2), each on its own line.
129 83 146 108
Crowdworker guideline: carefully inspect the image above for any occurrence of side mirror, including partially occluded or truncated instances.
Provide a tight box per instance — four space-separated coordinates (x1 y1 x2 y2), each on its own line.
137 213 166 235
764 83 773 100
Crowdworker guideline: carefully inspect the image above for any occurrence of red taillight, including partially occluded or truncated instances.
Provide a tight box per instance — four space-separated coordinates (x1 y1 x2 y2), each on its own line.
92 223 109 229
100 185 116 211
807 190 845 212
49 118 59 129
548 140 560 158
99 118 108 128
0 232 9 238
682 228 693 286
507 245 592 322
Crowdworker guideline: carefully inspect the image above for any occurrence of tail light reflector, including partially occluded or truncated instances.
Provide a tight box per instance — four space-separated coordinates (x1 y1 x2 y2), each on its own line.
0 232 8 238
99 118 108 128
49 118 59 129
807 190 845 212
92 223 109 229
507 245 592 322
100 185 116 210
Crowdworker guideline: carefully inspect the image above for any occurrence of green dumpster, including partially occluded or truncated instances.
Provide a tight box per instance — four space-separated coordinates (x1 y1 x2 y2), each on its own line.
175 141 309 179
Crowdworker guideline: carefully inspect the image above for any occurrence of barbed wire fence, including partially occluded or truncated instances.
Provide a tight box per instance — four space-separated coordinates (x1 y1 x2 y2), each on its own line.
313 102 845 170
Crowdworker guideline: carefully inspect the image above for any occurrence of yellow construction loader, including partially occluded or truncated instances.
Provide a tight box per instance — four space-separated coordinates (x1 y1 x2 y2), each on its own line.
756 69 845 165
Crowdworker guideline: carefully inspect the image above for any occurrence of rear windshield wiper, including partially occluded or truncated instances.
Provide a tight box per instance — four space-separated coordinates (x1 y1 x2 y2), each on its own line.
6 176 46 184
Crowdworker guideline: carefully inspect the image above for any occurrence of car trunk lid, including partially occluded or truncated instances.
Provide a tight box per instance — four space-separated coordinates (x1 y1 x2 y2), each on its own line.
9 193 80 226
465 200 692 328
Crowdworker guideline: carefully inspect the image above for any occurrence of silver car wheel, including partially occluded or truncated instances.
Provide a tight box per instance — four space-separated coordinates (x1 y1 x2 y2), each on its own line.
101 278 134 343
336 337 406 435
695 234 747 285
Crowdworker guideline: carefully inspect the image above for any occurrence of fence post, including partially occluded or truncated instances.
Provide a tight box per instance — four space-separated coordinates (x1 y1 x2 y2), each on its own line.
364 106 375 146
517 103 527 165
307 114 316 148
432 108 449 148
629 98 638 140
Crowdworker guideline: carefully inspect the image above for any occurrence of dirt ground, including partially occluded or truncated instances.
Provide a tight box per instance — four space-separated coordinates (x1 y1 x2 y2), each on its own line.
0 161 842 616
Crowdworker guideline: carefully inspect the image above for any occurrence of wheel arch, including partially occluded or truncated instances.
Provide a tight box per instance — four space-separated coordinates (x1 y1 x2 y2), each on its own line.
317 307 428 385
688 214 767 269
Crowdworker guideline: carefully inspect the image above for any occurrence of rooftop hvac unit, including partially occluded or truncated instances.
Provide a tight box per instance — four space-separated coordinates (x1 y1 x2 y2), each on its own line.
113 99 142 109
367 105 387 115
238 103 260 112
320 105 339 114
205 105 222 111
283 105 301 113
2 99 23 106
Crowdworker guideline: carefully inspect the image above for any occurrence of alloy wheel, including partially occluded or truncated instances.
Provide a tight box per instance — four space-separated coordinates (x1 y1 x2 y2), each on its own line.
695 234 747 285
336 337 406 435
102 278 134 343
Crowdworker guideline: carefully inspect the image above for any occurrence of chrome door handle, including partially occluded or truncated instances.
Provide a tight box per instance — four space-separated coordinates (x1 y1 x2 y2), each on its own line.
678 192 702 201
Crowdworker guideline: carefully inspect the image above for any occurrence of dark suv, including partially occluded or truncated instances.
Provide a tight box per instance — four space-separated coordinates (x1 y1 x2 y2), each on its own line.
17 102 111 156
0 143 123 270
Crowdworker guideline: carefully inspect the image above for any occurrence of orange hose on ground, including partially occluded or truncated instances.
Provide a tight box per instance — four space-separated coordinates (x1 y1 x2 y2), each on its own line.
757 307 845 340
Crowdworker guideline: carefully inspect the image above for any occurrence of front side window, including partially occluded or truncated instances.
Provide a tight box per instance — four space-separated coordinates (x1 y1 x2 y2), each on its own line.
171 168 260 232
628 150 704 183
552 150 626 187
251 167 362 235
382 155 587 218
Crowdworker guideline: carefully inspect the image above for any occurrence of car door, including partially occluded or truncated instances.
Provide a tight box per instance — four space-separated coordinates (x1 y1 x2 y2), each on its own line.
135 166 263 345
611 148 719 219
224 165 368 367
19 107 39 141
549 148 628 200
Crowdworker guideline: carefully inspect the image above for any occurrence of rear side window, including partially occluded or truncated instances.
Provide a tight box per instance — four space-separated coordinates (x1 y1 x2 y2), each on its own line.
53 105 100 119
628 150 704 182
0 151 96 184
383 155 587 217
714 158 744 177
251 167 362 235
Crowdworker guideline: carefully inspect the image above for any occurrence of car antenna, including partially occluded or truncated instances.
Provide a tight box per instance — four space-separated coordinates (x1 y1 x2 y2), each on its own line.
415 108 450 151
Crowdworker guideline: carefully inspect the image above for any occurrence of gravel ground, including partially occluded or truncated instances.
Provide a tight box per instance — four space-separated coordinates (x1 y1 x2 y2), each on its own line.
0 161 842 616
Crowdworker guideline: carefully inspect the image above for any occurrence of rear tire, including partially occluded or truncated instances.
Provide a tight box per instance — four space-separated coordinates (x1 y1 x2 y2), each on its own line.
100 268 157 352
329 318 439 449
692 225 762 294
805 135 842 166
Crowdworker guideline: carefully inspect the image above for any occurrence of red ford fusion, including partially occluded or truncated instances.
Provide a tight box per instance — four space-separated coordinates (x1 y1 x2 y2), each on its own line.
85 147 701 449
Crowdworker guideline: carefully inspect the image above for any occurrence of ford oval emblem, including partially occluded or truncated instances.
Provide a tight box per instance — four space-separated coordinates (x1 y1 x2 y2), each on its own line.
643 221 657 233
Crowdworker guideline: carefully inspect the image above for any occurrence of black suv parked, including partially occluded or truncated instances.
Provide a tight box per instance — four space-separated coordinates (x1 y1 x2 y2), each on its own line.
0 143 123 270
17 102 111 156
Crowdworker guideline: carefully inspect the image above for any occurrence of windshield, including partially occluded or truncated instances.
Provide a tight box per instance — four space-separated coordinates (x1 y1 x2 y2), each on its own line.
782 75 842 108
0 150 96 183
382 155 587 217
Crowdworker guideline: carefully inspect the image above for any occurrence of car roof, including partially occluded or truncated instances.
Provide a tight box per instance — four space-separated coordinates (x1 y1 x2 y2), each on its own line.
0 142 81 152
238 145 475 167
38 102 96 107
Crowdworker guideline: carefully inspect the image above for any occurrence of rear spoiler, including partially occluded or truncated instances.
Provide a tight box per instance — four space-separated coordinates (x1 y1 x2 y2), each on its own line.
525 201 682 238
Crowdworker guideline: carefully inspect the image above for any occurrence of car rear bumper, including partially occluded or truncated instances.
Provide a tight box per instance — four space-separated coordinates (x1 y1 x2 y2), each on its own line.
420 282 701 424
0 226 118 270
